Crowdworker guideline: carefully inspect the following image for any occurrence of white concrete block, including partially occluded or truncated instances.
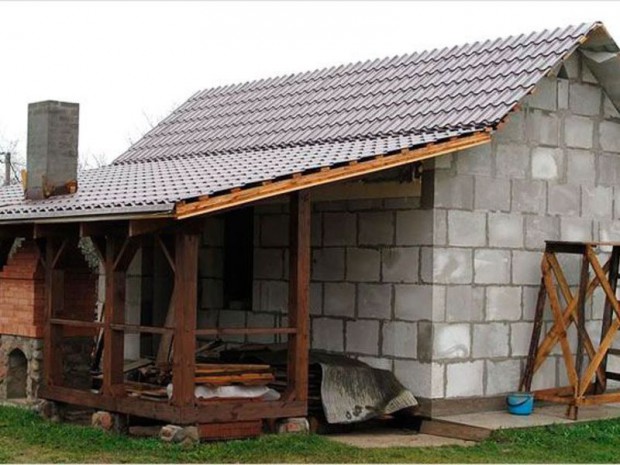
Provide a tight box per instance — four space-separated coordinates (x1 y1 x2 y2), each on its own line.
486 359 522 395
474 249 511 284
346 320 380 355
472 323 510 358
489 213 523 248
433 323 470 359
447 211 486 247
486 286 522 321
312 318 343 352
382 321 417 358
446 361 484 397
382 247 419 283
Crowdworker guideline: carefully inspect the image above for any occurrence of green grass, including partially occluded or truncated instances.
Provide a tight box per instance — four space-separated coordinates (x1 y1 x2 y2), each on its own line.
1 405 619 463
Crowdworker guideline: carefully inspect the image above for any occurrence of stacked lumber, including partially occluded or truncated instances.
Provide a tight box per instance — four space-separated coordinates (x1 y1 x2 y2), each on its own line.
125 381 168 401
194 363 274 386
270 364 323 415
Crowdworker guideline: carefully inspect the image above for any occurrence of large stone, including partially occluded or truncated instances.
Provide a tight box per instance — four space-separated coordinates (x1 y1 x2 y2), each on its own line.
474 249 511 284
312 318 343 352
433 248 473 284
455 144 492 176
382 321 417 358
524 215 559 250
512 250 542 285
488 213 523 248
323 212 356 246
511 322 534 356
569 82 601 116
359 211 394 245
433 171 474 210
447 211 486 247
324 283 355 317
381 247 419 283
566 149 595 186
472 323 509 358
582 186 612 219
528 78 557 111
160 424 187 443
560 217 592 242
486 286 522 321
496 143 529 179
346 320 380 355
394 360 444 399
446 361 484 397
486 359 522 395
433 323 470 359
357 284 392 319
346 248 380 282
276 417 309 434
261 215 289 247
394 284 433 320
531 147 563 181
511 180 546 215
527 110 559 145
395 209 434 245
548 183 580 217
312 248 345 281
445 285 484 322
474 176 510 211
564 116 594 149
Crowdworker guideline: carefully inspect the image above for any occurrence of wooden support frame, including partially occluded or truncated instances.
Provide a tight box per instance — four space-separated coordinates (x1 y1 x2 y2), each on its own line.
285 191 311 403
521 241 620 418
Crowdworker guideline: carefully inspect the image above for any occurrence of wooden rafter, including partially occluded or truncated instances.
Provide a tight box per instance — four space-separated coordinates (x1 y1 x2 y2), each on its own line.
174 132 490 219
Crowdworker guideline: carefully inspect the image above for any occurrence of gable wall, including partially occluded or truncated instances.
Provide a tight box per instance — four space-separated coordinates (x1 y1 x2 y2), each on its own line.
423 51 620 402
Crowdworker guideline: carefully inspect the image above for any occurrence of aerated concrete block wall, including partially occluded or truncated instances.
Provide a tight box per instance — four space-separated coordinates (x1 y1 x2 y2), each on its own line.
423 52 620 401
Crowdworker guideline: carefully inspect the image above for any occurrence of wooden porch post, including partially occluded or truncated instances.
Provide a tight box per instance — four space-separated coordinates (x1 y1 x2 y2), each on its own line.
171 230 199 409
43 238 65 387
287 190 311 403
102 236 138 396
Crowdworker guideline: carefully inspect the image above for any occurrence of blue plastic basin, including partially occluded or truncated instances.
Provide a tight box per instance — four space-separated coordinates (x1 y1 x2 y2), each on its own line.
506 392 534 415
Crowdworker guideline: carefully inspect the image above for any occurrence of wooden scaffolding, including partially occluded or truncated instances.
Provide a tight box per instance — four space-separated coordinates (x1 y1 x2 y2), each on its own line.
520 240 620 419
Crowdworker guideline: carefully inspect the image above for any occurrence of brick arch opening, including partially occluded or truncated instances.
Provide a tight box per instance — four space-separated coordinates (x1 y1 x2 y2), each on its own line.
7 348 27 399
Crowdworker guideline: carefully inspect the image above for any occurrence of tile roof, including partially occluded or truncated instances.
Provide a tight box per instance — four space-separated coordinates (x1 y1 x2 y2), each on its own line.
0 21 607 222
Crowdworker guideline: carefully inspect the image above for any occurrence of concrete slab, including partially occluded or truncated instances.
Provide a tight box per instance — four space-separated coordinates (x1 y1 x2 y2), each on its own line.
438 402 620 430
327 428 475 449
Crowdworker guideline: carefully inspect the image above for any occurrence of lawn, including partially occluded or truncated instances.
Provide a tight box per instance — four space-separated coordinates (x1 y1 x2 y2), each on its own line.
0 405 618 463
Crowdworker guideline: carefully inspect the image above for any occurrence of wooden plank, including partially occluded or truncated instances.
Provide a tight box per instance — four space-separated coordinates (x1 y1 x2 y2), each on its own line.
580 318 620 397
155 289 176 365
34 223 79 239
419 419 491 442
542 255 579 389
129 218 173 237
80 221 128 238
50 318 104 329
285 191 310 403
102 236 128 397
194 327 297 336
175 133 491 219
546 252 604 385
44 238 65 387
575 252 589 398
171 231 199 409
110 323 173 335
599 246 620 391
533 257 610 372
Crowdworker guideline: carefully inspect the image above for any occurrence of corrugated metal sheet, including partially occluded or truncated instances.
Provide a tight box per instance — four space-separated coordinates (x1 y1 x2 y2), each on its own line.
0 22 605 222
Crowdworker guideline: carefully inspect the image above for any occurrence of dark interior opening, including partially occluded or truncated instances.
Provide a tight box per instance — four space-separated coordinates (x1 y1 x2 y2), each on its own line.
6 348 27 399
223 207 254 310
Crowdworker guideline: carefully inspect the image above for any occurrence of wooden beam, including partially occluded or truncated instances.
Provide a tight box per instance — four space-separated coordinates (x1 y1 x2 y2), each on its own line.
80 221 128 238
43 238 64 387
285 190 311 402
34 223 79 239
129 218 173 237
175 132 490 219
102 236 127 397
0 224 33 239
171 230 199 410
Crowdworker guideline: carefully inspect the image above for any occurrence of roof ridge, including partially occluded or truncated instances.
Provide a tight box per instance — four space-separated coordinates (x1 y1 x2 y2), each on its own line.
188 22 598 101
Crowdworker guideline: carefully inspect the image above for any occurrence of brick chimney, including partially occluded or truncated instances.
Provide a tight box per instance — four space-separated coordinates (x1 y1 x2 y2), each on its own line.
25 101 79 200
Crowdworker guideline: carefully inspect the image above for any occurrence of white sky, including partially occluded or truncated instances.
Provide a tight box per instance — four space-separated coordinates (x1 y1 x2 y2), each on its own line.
1 1 619 166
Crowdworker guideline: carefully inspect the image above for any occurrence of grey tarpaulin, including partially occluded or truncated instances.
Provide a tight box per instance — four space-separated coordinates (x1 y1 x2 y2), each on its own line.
313 352 418 424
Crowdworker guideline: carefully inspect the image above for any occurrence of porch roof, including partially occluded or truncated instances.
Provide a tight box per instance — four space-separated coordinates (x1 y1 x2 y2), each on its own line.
0 21 614 223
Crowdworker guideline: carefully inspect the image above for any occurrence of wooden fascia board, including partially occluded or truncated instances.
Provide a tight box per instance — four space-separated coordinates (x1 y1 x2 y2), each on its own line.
175 132 491 219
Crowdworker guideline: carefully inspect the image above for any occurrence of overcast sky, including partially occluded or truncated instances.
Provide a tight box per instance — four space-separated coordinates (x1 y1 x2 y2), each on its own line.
1 1 619 166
